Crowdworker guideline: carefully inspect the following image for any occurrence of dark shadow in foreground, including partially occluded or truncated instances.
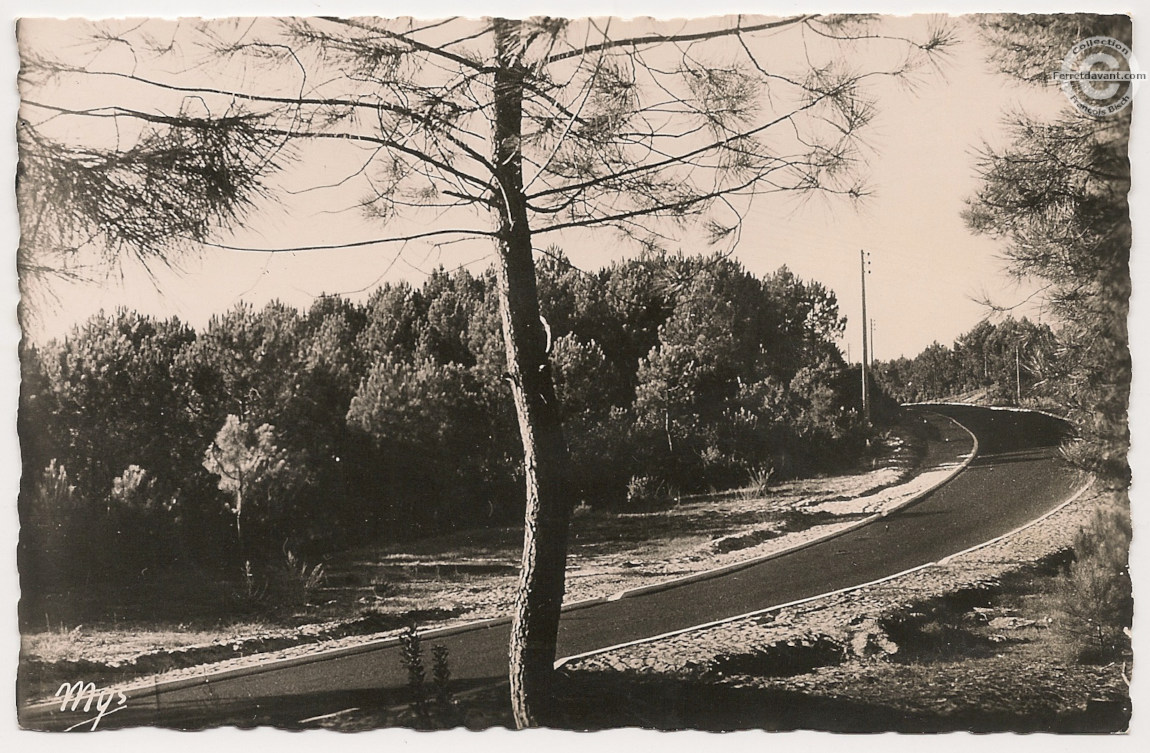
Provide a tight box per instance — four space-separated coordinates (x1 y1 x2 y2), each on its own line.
22 668 1130 733
547 671 1130 734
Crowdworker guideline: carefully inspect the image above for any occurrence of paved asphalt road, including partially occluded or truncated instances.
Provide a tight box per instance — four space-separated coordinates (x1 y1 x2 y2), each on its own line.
23 404 1082 731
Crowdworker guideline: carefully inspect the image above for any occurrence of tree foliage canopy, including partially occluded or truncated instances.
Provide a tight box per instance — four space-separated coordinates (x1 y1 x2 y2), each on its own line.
21 254 878 567
19 15 952 271
18 14 950 725
874 316 1057 405
964 13 1131 481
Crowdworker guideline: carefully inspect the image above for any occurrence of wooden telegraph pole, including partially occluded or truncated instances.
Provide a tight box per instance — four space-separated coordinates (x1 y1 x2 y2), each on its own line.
870 318 876 367
860 249 870 421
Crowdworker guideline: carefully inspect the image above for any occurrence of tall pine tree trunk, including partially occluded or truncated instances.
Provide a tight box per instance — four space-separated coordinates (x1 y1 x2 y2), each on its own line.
490 18 573 728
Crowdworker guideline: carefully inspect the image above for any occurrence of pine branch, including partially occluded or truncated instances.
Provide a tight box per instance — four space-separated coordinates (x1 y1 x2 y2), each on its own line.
22 99 492 197
526 92 829 205
32 67 499 177
544 15 815 64
201 228 495 254
317 16 493 73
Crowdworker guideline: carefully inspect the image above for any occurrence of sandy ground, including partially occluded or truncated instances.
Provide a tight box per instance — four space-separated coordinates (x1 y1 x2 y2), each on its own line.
25 412 1118 734
565 479 1097 675
22 417 960 698
552 480 1128 732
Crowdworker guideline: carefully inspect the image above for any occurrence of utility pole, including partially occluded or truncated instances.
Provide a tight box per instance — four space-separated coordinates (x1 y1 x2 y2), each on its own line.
860 249 870 421
870 318 876 367
1015 343 1021 405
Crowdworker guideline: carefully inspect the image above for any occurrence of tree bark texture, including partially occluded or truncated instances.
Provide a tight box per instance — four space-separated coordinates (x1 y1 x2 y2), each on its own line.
490 18 574 729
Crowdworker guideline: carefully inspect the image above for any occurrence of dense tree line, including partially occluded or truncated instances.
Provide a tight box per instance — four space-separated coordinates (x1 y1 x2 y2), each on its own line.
965 14 1132 672
20 252 883 592
18 14 958 721
873 317 1057 406
878 14 1133 669
966 15 1131 483
878 14 1131 486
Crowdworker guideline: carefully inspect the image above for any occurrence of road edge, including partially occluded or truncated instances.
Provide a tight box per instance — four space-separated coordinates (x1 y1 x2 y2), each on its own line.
601 410 978 602
18 408 978 716
553 475 1095 669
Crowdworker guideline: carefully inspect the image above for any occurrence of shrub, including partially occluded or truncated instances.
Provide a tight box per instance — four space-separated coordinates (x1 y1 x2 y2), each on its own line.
398 626 428 719
742 465 775 499
397 626 459 728
269 549 327 607
571 501 594 518
624 475 678 509
229 560 268 608
431 644 454 708
1052 498 1132 662
22 461 83 565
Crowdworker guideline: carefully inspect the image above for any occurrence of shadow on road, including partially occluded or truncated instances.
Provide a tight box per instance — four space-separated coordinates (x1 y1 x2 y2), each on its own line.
919 405 1073 456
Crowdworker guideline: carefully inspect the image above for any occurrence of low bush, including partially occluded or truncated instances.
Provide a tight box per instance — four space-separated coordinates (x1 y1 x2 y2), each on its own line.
738 465 775 501
397 626 460 729
624 475 679 510
1050 498 1132 663
272 549 327 607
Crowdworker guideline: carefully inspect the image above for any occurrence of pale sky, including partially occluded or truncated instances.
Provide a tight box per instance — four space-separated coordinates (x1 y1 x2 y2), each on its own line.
10 10 1093 362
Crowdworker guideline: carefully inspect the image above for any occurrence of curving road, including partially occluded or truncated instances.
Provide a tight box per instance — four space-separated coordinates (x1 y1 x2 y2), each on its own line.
21 404 1084 731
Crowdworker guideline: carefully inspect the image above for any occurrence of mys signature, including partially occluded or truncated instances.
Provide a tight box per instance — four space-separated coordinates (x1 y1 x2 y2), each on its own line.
55 681 128 731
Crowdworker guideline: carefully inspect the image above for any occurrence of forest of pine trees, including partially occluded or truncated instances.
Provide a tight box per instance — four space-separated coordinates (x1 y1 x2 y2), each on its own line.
19 251 888 592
